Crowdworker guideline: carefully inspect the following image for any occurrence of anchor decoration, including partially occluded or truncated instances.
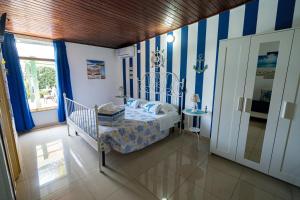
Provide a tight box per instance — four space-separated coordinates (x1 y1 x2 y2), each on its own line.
193 54 208 74
151 47 165 68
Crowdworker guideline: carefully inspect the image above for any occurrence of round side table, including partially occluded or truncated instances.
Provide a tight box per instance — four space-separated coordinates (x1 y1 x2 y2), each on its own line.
182 108 208 150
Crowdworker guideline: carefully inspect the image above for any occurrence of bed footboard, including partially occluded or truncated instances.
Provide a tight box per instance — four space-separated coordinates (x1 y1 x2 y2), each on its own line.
63 93 105 172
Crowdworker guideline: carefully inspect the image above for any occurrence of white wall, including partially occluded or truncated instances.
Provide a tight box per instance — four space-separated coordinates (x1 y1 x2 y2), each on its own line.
32 109 58 127
32 42 121 127
66 42 121 107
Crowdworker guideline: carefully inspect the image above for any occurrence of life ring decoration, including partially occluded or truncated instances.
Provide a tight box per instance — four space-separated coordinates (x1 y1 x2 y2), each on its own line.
151 47 165 68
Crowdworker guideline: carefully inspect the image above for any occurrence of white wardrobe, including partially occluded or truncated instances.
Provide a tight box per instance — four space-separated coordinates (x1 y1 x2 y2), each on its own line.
211 28 300 187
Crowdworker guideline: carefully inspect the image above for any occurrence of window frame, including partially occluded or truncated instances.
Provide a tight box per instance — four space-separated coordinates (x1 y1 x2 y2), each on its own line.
17 39 57 112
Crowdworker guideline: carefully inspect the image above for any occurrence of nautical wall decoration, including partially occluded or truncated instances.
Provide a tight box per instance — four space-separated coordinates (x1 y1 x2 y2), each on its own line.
193 54 208 74
151 47 165 68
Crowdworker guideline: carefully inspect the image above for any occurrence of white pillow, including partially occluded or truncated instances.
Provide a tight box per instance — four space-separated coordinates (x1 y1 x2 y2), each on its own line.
143 102 162 114
160 103 178 113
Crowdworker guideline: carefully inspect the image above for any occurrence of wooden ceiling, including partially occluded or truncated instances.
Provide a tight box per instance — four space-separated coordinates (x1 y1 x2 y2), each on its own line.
0 0 251 48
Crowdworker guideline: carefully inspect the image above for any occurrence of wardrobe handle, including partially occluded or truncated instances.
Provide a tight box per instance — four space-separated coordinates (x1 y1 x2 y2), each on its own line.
237 97 244 111
243 98 252 113
281 101 295 120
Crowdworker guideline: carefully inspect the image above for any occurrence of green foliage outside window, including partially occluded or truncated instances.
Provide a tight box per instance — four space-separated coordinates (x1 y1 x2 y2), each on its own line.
22 59 56 100
37 65 56 90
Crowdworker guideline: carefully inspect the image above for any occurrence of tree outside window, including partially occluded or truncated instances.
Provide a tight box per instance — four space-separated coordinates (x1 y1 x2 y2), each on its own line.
16 38 57 111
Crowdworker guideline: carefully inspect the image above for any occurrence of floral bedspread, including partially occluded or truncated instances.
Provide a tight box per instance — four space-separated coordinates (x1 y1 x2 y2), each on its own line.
69 108 169 154
99 108 169 154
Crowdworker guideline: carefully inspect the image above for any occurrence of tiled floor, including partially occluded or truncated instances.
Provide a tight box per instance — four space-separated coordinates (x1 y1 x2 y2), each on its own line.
16 125 300 200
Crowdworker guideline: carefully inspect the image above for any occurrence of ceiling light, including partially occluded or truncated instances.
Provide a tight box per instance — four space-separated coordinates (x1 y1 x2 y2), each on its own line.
166 34 175 43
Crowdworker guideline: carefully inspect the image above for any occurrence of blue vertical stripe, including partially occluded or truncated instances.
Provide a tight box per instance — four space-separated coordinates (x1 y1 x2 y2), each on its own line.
275 0 296 30
166 32 173 103
179 26 188 113
129 57 134 98
195 20 207 105
179 26 188 129
243 0 259 36
194 20 207 127
137 43 141 98
145 40 150 100
211 11 230 135
122 58 127 104
155 36 161 101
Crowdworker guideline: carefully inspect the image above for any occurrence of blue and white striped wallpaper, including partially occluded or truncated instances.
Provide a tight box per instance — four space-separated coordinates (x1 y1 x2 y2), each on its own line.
122 0 300 137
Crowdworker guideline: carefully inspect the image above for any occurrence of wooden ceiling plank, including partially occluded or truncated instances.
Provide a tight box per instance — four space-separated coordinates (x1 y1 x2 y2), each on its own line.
175 0 209 18
164 0 200 18
4 9 136 42
2 3 145 39
102 0 185 27
12 0 157 32
0 0 252 48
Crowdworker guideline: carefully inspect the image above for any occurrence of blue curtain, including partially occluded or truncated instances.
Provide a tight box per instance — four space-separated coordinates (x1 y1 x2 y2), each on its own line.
53 40 73 122
1 33 35 132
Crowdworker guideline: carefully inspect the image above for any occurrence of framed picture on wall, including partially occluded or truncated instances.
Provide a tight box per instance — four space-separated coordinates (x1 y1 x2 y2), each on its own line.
86 59 105 79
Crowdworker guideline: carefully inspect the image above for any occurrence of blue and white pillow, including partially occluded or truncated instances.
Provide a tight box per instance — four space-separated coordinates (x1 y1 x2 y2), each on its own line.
126 98 147 108
143 102 162 114
126 98 139 108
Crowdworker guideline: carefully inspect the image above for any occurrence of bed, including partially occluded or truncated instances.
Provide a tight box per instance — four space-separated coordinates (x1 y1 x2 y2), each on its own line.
64 70 185 172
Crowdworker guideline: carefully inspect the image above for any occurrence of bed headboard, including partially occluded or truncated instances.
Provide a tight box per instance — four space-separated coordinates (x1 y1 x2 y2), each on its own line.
137 69 186 113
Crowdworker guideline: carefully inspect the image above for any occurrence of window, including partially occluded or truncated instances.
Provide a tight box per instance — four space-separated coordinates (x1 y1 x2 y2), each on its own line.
16 38 57 112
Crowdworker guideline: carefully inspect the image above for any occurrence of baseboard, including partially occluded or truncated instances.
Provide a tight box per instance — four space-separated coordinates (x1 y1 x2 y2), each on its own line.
32 122 65 131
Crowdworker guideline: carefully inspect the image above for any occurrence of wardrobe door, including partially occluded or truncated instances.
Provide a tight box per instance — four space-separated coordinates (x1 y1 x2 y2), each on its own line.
236 30 294 173
211 37 250 160
269 29 300 187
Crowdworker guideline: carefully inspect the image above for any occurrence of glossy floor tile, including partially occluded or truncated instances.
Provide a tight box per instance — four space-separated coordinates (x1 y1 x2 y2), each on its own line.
15 125 300 200
231 180 284 200
169 180 219 200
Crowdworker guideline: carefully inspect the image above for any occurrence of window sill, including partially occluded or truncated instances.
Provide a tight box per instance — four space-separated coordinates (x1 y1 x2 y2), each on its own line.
30 106 57 113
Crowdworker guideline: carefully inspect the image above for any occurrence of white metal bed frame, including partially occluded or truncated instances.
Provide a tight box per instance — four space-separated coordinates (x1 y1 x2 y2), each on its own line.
64 69 185 172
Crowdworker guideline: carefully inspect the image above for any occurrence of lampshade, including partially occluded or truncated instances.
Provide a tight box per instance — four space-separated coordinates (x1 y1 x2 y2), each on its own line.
190 94 200 103
118 86 124 96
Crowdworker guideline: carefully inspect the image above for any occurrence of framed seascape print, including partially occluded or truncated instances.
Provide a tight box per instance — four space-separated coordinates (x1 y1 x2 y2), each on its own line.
86 59 106 79
256 50 278 79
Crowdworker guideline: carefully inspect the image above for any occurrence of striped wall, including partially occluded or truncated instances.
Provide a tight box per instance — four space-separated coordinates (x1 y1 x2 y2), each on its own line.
122 0 300 137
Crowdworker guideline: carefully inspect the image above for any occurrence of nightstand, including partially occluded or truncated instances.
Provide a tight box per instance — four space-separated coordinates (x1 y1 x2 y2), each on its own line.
182 108 208 150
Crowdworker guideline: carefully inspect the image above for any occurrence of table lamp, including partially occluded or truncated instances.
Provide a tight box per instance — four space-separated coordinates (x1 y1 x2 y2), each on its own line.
191 94 200 112
118 86 124 97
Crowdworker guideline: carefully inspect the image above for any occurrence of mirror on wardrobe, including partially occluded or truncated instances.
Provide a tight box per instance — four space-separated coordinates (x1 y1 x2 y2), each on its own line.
244 41 279 163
